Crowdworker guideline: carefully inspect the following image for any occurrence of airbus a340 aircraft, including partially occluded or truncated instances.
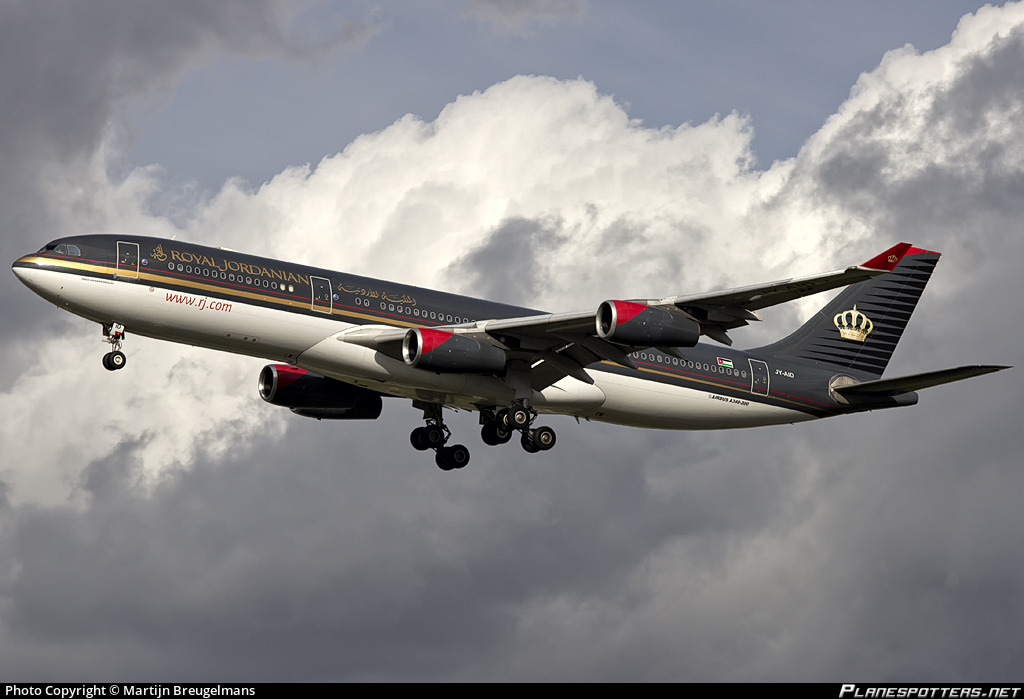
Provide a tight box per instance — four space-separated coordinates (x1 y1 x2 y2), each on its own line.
12 235 1007 470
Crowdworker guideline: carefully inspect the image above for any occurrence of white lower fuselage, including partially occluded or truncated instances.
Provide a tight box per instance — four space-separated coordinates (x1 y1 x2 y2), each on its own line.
17 266 814 430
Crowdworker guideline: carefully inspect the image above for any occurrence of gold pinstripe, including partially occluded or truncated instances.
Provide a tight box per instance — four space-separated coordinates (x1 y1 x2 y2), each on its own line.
21 256 426 329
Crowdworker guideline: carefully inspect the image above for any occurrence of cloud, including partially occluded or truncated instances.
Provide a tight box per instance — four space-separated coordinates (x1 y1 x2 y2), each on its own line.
461 0 588 34
0 0 374 337
2 0 1023 682
191 75 765 312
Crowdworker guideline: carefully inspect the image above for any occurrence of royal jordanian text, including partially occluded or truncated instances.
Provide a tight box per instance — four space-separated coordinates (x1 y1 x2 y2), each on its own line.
169 250 308 286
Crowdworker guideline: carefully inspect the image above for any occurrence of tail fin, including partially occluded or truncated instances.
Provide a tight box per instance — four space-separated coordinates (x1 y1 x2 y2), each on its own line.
753 247 941 378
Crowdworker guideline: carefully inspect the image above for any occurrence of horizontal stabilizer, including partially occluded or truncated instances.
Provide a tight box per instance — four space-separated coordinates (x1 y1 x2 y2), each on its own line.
834 365 1010 398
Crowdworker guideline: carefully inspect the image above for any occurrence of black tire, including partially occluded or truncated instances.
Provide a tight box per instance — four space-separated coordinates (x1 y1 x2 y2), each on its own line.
481 423 514 446
447 444 470 468
494 425 513 444
109 351 126 370
423 424 446 448
532 425 556 451
509 407 530 429
496 408 510 428
481 424 500 446
436 444 470 470
435 450 456 471
411 426 430 451
521 430 540 453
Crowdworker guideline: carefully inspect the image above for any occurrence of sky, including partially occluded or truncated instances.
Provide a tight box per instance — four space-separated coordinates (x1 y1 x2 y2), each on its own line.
1 0 1022 682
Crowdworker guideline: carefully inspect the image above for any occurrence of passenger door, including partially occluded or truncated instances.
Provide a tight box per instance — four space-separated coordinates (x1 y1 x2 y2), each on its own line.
748 359 770 397
115 241 140 279
311 276 333 313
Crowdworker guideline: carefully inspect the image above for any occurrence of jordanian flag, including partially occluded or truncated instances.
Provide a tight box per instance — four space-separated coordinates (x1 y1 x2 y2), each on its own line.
717 357 734 369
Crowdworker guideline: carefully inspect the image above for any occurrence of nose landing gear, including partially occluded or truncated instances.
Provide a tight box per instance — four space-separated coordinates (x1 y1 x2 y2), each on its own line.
101 323 127 371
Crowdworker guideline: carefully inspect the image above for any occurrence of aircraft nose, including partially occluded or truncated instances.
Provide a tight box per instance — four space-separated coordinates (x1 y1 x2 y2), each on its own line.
12 255 39 287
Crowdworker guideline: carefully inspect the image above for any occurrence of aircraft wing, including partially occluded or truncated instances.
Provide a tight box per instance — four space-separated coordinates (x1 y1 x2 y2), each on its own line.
480 240 909 338
343 243 915 390
642 242 913 344
474 241 915 344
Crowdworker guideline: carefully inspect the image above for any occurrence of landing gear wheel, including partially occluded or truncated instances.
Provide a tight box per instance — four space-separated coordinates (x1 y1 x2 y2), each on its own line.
496 408 510 428
531 425 556 451
102 351 126 371
413 402 469 469
521 430 541 453
412 424 446 450
481 423 513 446
436 444 470 471
422 424 446 449
410 426 430 451
508 407 531 429
101 324 127 371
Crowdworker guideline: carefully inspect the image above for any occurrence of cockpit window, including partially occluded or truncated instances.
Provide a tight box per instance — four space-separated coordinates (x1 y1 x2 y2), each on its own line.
37 242 80 256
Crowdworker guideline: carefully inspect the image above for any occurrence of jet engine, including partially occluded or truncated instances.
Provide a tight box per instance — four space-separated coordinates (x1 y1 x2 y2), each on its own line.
596 300 701 347
402 328 507 374
258 364 383 420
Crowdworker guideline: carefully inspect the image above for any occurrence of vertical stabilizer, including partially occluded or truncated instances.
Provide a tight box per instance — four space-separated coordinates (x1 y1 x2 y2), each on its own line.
752 248 941 378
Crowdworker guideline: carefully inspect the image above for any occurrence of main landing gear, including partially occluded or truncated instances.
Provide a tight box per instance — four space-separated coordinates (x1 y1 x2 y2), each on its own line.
101 323 127 371
485 403 557 455
410 400 558 471
410 403 471 471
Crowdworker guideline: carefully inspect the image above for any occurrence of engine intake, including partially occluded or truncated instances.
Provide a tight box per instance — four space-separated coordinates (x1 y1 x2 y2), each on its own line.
258 364 383 420
596 300 700 347
402 328 507 374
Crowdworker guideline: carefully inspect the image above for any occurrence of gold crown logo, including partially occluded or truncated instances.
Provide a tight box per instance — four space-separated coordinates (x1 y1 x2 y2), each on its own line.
834 305 873 342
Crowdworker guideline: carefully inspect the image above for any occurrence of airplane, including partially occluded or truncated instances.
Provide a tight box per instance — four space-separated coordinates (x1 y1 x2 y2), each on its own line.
12 235 1008 470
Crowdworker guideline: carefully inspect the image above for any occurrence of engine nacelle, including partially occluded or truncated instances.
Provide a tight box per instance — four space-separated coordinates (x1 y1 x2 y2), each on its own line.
596 300 701 347
402 328 507 374
258 364 383 420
